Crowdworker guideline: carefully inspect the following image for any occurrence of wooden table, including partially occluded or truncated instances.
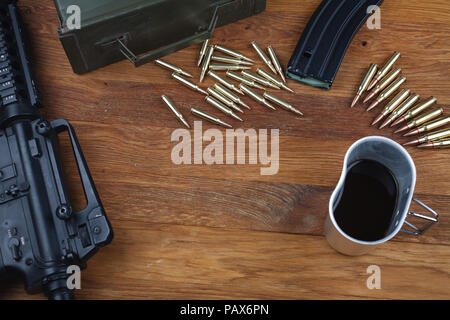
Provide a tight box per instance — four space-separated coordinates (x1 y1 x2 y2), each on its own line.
3 0 449 299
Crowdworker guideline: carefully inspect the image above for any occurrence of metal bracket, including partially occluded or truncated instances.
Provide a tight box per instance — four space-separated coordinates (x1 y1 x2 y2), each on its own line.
118 7 219 67
400 198 439 236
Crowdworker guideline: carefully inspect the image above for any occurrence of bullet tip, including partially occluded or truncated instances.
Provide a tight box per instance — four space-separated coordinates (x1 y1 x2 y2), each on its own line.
264 101 276 110
182 120 191 129
285 86 295 94
367 78 379 91
364 91 376 103
417 143 432 149
391 117 405 127
379 117 393 129
368 100 380 112
269 82 281 89
403 130 416 137
371 114 384 126
242 56 254 63
394 125 409 134
240 101 251 110
403 140 419 146
294 109 304 116
269 65 277 74
235 89 245 96
350 94 360 108
235 106 245 114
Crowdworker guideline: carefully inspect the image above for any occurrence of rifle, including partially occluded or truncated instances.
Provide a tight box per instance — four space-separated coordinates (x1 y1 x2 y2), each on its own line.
0 0 113 299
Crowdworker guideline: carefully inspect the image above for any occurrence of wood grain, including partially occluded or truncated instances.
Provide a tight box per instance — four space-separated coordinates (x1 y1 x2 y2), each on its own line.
3 223 449 300
2 0 449 299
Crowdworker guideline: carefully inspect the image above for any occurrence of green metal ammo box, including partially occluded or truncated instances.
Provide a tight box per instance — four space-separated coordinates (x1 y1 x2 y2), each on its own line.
54 0 266 74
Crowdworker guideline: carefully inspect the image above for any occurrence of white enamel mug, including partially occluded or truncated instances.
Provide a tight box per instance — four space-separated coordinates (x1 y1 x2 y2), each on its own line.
324 136 439 256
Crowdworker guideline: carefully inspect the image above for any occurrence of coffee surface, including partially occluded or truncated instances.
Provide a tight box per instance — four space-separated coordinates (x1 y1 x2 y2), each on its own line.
334 160 398 242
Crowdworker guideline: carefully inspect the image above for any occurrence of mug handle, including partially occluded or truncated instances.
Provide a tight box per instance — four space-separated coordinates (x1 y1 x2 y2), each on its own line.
400 198 439 235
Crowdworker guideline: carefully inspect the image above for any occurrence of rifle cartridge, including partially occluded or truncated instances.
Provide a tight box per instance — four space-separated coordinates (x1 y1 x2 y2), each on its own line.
191 108 232 128
364 68 402 103
267 46 287 83
214 44 254 62
206 87 244 113
418 139 450 149
172 73 207 95
211 55 253 66
239 84 276 110
251 41 277 74
241 70 280 89
368 51 401 90
404 116 450 136
371 89 410 126
209 64 251 71
155 59 193 78
208 71 244 95
205 96 243 121
352 63 378 107
256 68 295 93
395 108 444 133
379 93 420 129
227 71 265 90
162 95 190 128
197 39 210 67
200 45 214 82
404 128 450 146
214 83 251 110
367 76 406 111
263 92 303 116
391 96 437 126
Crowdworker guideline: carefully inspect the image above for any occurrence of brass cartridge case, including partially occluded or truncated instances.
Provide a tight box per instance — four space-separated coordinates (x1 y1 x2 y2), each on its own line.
239 84 276 110
263 92 303 116
161 95 190 128
155 59 193 78
267 46 286 83
250 41 277 74
191 107 232 128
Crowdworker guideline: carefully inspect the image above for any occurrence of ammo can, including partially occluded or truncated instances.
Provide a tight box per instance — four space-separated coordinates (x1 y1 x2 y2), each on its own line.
54 0 266 74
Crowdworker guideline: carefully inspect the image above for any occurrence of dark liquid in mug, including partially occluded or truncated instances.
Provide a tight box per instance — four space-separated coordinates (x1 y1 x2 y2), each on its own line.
334 160 398 242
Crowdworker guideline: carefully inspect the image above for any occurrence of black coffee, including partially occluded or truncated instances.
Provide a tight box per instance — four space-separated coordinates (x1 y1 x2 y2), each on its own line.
334 160 398 242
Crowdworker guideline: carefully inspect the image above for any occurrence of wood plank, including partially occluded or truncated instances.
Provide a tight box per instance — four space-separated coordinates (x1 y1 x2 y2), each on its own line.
96 181 449 245
55 122 450 197
2 0 448 300
2 224 449 300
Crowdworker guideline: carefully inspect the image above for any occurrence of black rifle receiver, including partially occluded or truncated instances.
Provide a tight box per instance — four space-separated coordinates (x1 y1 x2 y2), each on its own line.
0 0 113 299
